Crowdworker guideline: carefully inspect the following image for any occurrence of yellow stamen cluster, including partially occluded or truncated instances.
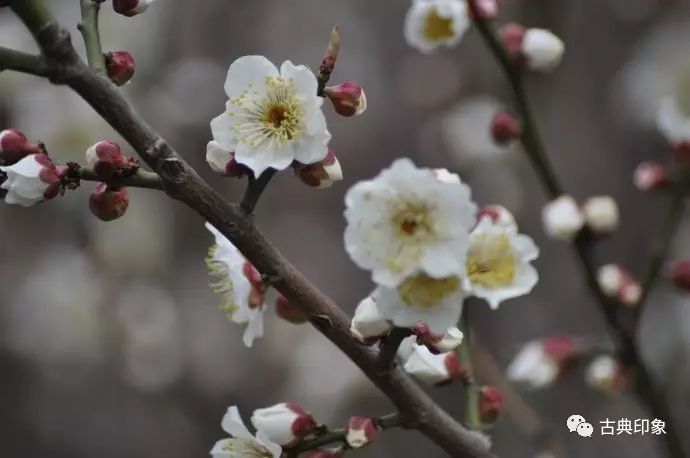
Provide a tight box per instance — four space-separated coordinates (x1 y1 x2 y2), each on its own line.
424 8 454 41
392 201 432 238
206 244 239 319
467 234 516 288
397 274 460 310
222 438 270 457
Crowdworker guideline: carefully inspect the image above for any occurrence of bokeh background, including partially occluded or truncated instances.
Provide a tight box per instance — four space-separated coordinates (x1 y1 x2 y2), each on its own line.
2 0 690 457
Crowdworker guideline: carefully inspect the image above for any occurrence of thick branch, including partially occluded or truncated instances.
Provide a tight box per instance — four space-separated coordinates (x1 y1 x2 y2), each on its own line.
78 0 106 75
10 2 492 456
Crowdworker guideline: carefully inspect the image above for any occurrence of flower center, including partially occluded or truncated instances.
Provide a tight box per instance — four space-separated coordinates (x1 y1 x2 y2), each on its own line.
266 105 289 128
397 274 460 310
424 9 454 41
223 438 271 458
467 234 516 288
206 244 239 318
392 202 432 238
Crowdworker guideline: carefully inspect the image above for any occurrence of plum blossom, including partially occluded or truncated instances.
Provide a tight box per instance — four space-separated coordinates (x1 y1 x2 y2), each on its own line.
350 296 392 344
210 56 331 176
0 153 64 207
404 0 470 53
541 195 585 240
250 403 317 446
507 336 580 389
465 217 539 309
344 158 477 287
397 336 464 385
205 222 266 347
211 406 281 458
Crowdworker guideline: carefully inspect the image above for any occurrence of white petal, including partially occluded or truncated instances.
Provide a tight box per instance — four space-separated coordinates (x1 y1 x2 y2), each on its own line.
210 107 239 152
206 140 234 175
221 406 254 440
241 308 264 348
403 345 451 385
255 430 283 458
292 110 330 165
233 140 294 177
209 439 234 458
279 60 319 105
224 55 278 99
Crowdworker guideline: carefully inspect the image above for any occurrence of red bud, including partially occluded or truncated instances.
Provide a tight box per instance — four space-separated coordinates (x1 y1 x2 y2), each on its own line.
89 183 129 221
105 51 135 86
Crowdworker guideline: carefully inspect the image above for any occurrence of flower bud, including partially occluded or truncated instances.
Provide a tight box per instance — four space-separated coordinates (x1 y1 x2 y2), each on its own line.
478 386 503 424
0 128 43 165
585 355 626 395
490 112 520 145
469 0 498 20
205 141 249 178
350 296 392 345
633 162 668 191
250 403 317 446
666 260 690 291
319 26 340 82
477 204 517 230
345 416 380 449
105 51 135 86
521 28 565 72
413 323 463 353
85 141 138 179
293 148 343 188
0 153 64 207
582 195 619 234
89 183 129 221
500 23 527 56
507 336 581 389
275 294 307 324
402 343 465 385
597 264 640 307
541 195 585 241
324 81 367 117
112 0 154 16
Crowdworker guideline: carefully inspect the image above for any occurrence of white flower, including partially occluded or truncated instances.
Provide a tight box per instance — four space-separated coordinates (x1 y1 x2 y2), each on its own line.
432 168 460 184
398 336 463 385
522 29 565 72
583 196 619 234
597 264 624 296
344 158 477 287
373 273 465 334
205 222 266 347
211 406 282 458
506 341 558 389
210 55 331 176
465 217 539 309
541 195 585 240
0 153 61 207
657 96 690 147
404 0 470 53
250 403 317 446
350 296 392 344
585 355 624 394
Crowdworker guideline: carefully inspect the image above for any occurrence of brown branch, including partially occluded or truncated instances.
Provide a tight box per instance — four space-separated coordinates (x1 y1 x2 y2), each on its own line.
378 327 411 367
240 169 276 214
8 1 493 456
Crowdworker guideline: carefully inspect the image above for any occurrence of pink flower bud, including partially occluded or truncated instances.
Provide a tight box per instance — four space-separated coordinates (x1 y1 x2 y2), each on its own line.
634 162 668 191
0 153 65 206
250 403 317 446
345 416 380 449
478 386 503 424
112 0 154 17
499 23 527 57
667 260 690 291
500 24 564 72
105 51 135 86
542 334 580 364
0 128 43 165
89 183 129 221
85 141 138 179
491 112 520 144
293 148 343 188
597 264 640 307
413 323 463 354
477 204 517 230
275 294 307 324
324 81 367 117
206 141 249 178
469 0 498 20
306 450 342 458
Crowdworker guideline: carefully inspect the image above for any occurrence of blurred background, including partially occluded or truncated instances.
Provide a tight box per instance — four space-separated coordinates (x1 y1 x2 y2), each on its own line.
2 0 690 456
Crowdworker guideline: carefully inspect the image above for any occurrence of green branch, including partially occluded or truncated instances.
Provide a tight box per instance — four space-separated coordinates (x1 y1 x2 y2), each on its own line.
0 47 52 77
78 0 106 75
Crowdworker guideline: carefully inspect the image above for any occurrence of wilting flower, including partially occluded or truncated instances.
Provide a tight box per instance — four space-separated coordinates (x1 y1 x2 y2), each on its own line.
582 196 619 234
344 158 476 287
404 0 470 53
210 55 331 176
373 273 464 334
350 296 392 345
398 336 465 385
345 416 380 449
206 140 250 178
205 222 266 347
507 336 581 388
541 195 585 241
250 403 317 446
0 153 65 207
293 148 343 188
465 217 539 309
112 0 155 17
211 406 281 458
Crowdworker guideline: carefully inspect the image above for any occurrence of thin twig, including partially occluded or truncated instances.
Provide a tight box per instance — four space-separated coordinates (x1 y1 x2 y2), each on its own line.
459 306 481 429
378 327 411 367
240 169 276 214
78 0 106 75
0 47 52 77
78 167 164 190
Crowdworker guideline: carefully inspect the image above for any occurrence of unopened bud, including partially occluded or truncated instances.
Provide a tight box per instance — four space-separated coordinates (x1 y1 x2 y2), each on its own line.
522 28 565 72
666 260 690 291
89 183 129 221
345 416 380 449
633 162 668 191
105 51 135 86
402 343 465 385
491 112 520 144
477 204 517 230
583 195 619 234
478 386 503 424
275 294 307 324
85 141 138 179
499 23 527 56
541 195 585 241
293 148 342 188
251 403 317 446
585 355 627 395
350 296 392 345
413 323 463 353
597 264 640 307
324 81 367 117
469 0 498 20
0 128 43 165
206 141 249 178
112 0 154 17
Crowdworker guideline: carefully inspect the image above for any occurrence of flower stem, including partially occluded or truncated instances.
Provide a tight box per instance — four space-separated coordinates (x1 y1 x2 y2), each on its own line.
240 169 276 214
78 0 106 76
459 305 481 429
378 327 412 367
